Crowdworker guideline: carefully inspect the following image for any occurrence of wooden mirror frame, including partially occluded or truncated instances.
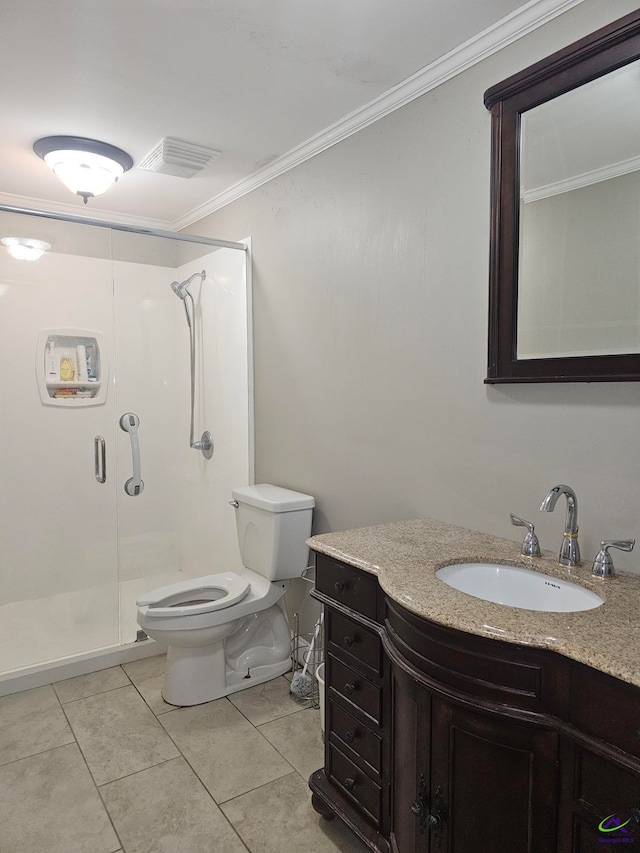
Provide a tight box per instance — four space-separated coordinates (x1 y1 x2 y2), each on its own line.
485 10 640 383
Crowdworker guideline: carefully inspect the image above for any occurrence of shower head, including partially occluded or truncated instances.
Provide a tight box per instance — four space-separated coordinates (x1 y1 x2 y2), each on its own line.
170 269 206 299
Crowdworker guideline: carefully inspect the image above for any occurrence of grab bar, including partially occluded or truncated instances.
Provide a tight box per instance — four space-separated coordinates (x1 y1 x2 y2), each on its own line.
94 436 106 484
119 412 144 496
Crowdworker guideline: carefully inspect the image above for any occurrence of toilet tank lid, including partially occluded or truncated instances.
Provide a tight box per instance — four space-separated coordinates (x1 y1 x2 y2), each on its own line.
232 484 315 512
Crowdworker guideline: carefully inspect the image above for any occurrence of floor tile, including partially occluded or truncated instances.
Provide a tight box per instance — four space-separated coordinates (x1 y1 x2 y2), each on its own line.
160 698 293 803
0 685 74 765
54 666 130 704
222 771 369 853
259 705 324 779
0 743 120 853
101 756 247 853
122 654 173 715
228 676 305 726
64 685 179 785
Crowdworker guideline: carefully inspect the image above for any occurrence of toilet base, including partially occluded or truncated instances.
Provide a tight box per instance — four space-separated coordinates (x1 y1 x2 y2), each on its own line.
160 601 293 707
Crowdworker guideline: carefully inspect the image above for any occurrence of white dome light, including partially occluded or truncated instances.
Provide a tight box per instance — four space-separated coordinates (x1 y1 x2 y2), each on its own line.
34 136 133 203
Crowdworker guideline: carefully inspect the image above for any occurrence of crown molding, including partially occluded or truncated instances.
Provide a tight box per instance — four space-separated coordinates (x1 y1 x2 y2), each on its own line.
522 154 640 202
175 0 586 230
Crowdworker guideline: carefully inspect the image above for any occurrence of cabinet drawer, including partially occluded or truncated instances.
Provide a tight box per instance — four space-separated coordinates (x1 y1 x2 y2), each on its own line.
327 609 382 677
328 655 382 725
570 666 640 759
328 744 382 825
315 554 378 621
329 699 382 774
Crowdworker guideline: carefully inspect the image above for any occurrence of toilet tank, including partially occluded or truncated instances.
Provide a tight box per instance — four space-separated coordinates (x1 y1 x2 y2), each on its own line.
232 484 315 581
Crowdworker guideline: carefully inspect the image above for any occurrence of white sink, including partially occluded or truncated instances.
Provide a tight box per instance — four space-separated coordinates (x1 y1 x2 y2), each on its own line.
435 562 604 612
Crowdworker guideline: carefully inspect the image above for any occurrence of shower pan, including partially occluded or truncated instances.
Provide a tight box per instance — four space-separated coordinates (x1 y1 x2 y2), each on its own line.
0 206 253 692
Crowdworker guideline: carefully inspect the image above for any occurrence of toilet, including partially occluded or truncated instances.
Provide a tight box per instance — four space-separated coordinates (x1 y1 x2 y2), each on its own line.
136 484 315 706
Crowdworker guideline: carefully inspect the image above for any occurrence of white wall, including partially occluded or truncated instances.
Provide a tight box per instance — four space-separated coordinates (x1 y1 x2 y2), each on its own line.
191 0 640 575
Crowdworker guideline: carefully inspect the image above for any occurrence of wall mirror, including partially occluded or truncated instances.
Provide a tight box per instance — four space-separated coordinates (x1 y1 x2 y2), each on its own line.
485 10 640 383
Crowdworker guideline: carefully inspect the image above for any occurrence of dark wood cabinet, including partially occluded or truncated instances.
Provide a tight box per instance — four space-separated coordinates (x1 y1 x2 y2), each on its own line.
309 550 640 853
310 553 391 852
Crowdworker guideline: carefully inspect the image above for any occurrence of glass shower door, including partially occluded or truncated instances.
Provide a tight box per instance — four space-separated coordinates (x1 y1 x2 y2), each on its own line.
0 215 120 673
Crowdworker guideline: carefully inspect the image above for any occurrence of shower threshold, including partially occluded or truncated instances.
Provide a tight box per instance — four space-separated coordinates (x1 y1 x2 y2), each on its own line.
0 637 164 699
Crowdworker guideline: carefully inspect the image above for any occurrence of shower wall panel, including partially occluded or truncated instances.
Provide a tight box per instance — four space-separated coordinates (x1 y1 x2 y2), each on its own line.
0 249 120 671
174 248 251 581
114 246 251 644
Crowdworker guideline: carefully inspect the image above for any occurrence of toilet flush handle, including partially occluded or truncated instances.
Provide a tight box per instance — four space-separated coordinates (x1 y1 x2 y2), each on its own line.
229 500 240 508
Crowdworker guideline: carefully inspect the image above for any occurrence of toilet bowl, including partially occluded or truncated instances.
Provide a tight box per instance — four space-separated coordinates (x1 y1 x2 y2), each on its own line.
136 484 314 706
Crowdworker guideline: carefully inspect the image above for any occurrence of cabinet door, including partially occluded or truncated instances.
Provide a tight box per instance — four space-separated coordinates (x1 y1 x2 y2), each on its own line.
431 696 558 853
558 740 640 852
392 665 432 852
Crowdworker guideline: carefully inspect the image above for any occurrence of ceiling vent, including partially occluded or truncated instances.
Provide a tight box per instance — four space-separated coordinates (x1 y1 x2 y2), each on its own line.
138 137 221 178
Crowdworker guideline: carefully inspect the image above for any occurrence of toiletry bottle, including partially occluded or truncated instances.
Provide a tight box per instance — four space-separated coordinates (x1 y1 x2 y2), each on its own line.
76 344 88 382
59 355 75 382
46 341 59 382
85 344 95 379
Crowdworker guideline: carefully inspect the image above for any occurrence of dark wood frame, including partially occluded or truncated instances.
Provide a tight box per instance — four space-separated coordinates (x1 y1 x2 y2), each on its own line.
485 10 640 383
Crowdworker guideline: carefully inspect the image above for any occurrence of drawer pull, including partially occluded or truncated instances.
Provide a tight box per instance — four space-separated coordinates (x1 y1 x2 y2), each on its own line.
343 635 355 647
344 728 359 744
344 682 356 696
334 581 348 594
343 777 356 791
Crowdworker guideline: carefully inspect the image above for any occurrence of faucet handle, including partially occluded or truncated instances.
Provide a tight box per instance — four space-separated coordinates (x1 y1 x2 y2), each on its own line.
591 539 635 579
510 514 541 558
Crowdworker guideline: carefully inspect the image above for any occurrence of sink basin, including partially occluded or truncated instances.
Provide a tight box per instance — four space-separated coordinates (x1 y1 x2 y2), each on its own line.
435 563 604 612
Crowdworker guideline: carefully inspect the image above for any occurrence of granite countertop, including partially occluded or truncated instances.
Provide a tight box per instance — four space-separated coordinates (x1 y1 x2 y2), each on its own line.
308 517 640 688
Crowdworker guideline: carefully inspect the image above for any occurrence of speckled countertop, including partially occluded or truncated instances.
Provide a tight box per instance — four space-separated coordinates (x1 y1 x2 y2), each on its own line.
308 517 640 688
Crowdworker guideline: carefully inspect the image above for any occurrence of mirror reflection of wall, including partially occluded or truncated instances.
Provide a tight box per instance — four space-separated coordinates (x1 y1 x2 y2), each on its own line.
517 171 640 359
516 58 640 361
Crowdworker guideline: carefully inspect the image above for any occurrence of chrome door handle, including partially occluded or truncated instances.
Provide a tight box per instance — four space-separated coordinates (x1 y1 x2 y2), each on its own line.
119 412 144 496
94 436 106 484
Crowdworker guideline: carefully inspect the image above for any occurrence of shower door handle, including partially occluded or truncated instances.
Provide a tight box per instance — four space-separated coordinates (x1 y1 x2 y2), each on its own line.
119 412 144 496
94 436 106 484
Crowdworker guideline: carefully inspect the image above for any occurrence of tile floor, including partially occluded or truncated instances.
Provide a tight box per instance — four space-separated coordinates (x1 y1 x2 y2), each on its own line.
0 655 368 853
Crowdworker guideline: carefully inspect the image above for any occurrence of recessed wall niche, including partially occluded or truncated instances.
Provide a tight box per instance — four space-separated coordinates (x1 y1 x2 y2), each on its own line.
36 329 108 407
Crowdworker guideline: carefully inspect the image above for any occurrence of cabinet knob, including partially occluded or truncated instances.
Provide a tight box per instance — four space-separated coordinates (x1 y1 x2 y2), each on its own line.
427 813 442 833
334 581 346 593
344 729 359 744
343 777 355 791
343 682 356 696
411 799 424 817
343 635 355 647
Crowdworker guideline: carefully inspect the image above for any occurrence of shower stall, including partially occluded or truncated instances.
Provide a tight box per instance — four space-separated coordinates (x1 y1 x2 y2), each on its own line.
0 207 253 692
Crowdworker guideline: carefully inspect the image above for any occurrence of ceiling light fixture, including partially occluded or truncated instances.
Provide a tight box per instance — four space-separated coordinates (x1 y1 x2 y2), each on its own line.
33 136 133 204
1 237 51 261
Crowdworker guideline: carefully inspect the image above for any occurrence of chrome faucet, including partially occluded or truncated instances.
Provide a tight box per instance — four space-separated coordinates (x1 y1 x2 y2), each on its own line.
540 484 581 567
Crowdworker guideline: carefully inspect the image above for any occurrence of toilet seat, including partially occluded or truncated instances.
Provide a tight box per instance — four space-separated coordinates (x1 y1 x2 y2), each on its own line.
137 572 250 618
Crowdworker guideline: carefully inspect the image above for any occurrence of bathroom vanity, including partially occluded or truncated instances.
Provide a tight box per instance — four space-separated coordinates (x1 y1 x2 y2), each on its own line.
308 518 640 853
